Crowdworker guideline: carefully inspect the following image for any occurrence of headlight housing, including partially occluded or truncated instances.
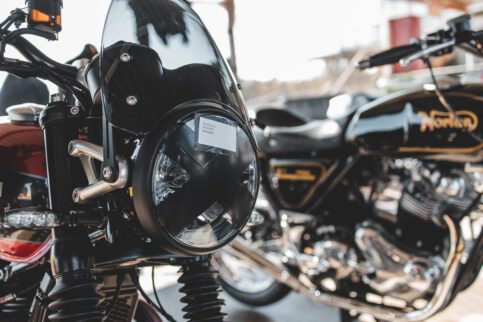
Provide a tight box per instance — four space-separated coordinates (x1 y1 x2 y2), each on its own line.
133 101 259 255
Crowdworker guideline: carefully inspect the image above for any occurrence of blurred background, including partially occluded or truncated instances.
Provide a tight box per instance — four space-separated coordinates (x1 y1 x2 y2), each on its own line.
0 1 481 321
2 0 483 116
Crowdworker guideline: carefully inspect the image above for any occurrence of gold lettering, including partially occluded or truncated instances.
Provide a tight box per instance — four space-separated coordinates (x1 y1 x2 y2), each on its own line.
274 168 318 182
418 110 478 132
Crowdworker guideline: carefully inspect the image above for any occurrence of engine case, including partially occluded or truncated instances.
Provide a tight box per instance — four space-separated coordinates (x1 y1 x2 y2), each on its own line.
355 221 444 304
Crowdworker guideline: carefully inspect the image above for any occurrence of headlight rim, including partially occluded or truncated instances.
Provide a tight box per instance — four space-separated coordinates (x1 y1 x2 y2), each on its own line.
132 100 260 256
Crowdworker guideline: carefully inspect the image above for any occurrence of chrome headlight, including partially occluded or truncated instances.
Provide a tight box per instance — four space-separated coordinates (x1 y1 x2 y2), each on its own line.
133 102 259 255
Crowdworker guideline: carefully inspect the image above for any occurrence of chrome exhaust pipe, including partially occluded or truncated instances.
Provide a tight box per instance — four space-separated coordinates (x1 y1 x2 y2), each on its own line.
223 215 464 322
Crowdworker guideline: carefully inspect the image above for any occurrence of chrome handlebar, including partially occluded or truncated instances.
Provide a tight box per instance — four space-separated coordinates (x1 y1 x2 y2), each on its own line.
399 39 456 66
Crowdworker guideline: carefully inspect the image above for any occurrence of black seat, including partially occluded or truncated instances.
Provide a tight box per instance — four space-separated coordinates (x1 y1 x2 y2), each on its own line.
256 108 306 127
0 75 49 116
255 119 344 154
255 93 375 126
253 93 376 154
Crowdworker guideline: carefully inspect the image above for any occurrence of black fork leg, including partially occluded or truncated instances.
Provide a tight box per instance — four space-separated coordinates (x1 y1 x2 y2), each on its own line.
47 227 105 322
39 96 104 321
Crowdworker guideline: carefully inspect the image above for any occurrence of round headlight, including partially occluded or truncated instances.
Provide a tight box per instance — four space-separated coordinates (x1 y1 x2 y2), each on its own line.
133 102 259 255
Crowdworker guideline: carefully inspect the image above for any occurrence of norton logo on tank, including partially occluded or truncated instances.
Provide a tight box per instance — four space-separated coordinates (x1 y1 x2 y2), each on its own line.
418 110 479 132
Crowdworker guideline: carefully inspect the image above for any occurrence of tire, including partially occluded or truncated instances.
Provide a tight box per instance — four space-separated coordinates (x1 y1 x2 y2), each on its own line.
220 277 291 307
134 299 163 322
217 193 291 307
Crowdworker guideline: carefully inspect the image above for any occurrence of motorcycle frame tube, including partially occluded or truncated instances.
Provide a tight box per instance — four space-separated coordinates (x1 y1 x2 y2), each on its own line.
224 214 464 322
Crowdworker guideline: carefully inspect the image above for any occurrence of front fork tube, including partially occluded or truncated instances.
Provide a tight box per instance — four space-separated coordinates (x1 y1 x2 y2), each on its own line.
47 228 105 321
39 97 104 321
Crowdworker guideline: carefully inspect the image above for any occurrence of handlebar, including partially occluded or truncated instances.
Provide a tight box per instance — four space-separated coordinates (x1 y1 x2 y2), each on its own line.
0 5 93 112
10 36 77 78
399 39 455 66
358 14 483 70
357 44 421 69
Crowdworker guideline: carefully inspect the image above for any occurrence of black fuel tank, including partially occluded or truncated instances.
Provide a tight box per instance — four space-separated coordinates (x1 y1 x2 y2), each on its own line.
346 84 483 161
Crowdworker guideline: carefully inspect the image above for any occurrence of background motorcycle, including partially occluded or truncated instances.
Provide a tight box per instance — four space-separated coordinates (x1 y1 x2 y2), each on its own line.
0 0 259 321
214 14 483 322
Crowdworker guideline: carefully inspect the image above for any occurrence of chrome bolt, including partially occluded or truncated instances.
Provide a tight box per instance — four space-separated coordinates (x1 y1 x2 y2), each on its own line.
126 96 138 106
67 141 74 155
70 106 80 115
120 53 132 63
72 189 80 203
50 93 66 103
102 167 113 180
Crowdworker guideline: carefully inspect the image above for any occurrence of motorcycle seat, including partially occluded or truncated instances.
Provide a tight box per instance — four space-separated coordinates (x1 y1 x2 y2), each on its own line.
256 108 307 127
255 119 343 154
0 75 49 116
253 93 376 154
254 93 375 127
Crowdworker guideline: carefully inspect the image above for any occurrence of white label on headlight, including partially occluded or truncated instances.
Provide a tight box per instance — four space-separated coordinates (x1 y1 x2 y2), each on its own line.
198 117 237 152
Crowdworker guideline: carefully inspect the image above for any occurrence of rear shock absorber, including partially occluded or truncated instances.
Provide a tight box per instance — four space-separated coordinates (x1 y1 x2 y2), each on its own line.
178 257 226 322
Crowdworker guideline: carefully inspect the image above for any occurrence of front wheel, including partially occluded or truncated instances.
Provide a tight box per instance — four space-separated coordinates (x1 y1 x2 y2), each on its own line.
215 251 291 306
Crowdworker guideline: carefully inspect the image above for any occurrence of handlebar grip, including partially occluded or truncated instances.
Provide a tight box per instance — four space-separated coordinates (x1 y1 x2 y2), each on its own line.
357 44 421 69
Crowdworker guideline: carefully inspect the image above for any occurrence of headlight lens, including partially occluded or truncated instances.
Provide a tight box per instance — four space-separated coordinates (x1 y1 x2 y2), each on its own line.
152 156 258 249
152 153 190 205
133 105 259 255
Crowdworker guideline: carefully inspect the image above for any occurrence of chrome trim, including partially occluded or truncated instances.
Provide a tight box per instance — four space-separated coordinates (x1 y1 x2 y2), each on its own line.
69 140 103 184
355 222 444 304
6 103 45 123
69 140 128 204
399 40 455 66
224 215 464 322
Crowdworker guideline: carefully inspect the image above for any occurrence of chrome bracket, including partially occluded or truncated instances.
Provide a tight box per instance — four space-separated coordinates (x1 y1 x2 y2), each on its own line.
68 140 128 204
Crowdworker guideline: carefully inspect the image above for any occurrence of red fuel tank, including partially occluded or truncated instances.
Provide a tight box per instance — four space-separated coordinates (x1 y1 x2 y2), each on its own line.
0 115 51 263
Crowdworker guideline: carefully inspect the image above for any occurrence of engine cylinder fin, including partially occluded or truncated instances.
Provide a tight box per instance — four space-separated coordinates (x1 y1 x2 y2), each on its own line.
0 271 42 322
178 260 226 322
0 296 32 321
105 298 132 322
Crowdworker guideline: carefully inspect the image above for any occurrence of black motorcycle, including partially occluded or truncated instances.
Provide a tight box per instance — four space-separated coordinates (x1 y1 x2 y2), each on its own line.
0 0 259 321
215 14 483 322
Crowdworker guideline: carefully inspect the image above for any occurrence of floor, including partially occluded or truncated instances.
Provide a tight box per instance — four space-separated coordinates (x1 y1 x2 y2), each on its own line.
142 267 483 322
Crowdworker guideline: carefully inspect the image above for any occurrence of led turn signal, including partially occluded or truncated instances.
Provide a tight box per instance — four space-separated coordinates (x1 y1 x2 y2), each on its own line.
27 0 62 33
